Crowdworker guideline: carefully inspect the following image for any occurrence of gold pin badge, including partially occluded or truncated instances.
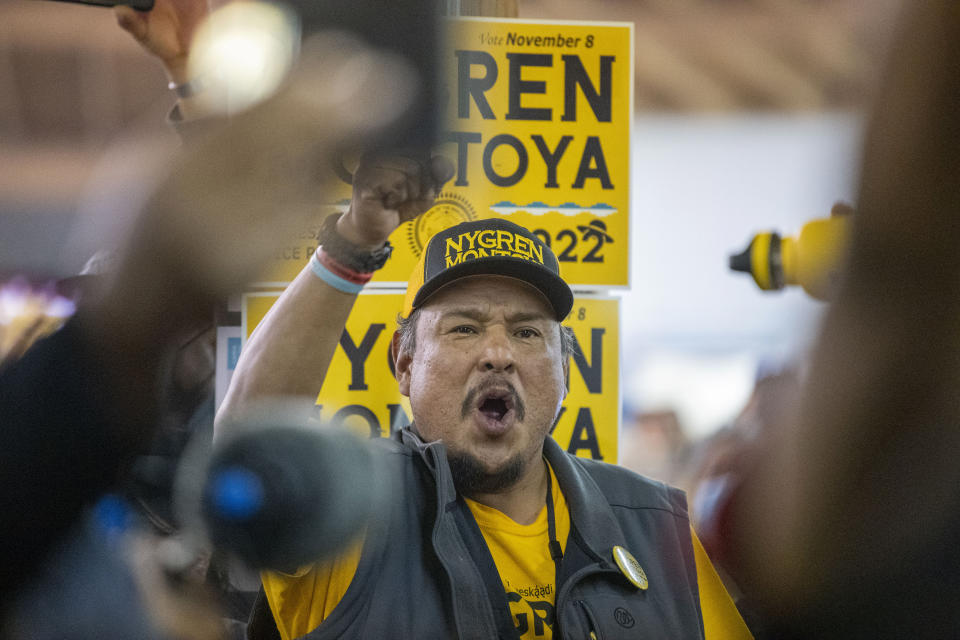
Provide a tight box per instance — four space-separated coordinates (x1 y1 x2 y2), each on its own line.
612 546 648 590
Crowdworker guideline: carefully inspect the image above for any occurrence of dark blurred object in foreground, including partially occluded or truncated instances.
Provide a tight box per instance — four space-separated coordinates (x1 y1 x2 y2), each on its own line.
291 0 441 154
0 14 418 622
200 421 377 571
730 1 960 637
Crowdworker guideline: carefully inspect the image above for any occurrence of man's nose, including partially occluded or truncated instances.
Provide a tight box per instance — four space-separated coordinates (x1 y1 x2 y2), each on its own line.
479 327 515 372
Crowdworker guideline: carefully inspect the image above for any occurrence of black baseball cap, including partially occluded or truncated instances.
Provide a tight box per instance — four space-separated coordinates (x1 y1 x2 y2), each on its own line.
401 218 573 320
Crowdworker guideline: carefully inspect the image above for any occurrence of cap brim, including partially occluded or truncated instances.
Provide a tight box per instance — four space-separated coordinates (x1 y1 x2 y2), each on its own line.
410 256 573 320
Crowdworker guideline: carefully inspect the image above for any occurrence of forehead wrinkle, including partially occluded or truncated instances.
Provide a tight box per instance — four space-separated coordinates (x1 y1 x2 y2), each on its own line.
438 306 492 323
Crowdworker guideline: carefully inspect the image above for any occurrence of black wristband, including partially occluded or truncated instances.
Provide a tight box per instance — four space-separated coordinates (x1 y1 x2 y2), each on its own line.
317 213 393 273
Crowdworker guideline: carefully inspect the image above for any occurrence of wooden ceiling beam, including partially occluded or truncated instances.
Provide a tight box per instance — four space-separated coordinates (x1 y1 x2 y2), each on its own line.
633 31 743 111
520 0 900 111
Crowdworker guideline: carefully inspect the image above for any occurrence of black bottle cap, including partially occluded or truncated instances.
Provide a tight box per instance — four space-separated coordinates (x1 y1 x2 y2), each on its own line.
729 240 753 274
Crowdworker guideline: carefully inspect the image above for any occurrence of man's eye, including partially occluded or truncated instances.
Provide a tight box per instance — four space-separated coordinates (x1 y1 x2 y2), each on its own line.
453 325 477 334
516 328 540 339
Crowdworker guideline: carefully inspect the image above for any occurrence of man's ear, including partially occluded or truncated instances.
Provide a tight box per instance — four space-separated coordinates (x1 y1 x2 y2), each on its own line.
392 331 412 396
562 355 570 400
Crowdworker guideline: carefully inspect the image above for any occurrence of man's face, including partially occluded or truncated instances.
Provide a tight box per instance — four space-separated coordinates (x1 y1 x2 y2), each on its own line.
395 275 568 495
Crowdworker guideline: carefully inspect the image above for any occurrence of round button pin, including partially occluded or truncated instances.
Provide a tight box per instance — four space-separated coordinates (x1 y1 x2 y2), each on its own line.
612 546 648 590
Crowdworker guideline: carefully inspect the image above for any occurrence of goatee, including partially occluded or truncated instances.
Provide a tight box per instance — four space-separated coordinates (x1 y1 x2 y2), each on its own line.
448 451 526 497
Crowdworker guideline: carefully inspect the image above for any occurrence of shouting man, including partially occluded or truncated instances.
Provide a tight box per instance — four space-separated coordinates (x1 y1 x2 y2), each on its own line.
218 156 750 640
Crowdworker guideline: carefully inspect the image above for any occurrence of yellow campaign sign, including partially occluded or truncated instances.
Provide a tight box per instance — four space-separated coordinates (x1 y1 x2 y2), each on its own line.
242 292 621 462
255 17 633 289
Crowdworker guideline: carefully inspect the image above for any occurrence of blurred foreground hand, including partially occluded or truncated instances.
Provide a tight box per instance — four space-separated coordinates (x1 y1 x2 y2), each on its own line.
98 33 417 333
114 0 209 85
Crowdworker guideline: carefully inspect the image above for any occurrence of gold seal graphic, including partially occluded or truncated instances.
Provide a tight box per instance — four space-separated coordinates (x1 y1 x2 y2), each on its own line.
407 192 477 257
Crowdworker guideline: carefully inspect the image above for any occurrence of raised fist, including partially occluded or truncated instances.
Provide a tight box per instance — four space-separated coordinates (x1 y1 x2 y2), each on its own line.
338 155 455 250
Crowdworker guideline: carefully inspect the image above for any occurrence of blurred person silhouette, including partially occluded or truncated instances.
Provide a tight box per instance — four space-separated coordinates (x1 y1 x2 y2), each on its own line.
691 368 802 570
727 1 960 637
684 367 803 639
0 250 224 636
618 408 691 487
0 3 423 634
0 246 232 636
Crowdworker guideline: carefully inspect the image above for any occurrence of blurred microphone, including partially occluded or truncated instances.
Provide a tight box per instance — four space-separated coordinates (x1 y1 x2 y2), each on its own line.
196 416 379 571
45 0 155 11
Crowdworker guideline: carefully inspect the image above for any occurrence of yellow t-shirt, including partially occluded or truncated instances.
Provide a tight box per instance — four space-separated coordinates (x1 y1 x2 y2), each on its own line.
262 537 363 640
462 466 569 639
263 475 751 640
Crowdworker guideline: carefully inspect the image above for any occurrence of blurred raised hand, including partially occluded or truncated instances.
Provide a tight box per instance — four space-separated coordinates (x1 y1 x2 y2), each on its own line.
114 0 210 83
107 35 420 318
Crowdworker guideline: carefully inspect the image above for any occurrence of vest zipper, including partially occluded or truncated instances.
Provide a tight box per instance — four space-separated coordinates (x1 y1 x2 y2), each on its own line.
577 600 602 640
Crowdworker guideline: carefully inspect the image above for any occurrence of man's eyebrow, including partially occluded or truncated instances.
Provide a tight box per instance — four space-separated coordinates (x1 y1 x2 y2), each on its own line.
506 311 552 323
438 308 551 323
440 307 489 321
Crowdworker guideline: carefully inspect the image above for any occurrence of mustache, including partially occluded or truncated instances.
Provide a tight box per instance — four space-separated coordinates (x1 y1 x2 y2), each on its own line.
461 378 525 421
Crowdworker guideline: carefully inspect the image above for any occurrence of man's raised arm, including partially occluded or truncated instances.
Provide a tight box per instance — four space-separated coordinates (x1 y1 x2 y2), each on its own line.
215 156 453 432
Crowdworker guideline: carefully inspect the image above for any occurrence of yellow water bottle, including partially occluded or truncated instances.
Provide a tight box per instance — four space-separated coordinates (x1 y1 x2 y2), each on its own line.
729 204 853 301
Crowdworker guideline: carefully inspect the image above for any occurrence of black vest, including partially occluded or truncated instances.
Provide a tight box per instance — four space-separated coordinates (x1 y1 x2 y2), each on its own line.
300 429 705 639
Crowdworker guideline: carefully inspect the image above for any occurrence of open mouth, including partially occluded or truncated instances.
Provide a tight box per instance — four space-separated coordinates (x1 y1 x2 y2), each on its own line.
462 381 525 431
479 395 511 422
476 389 514 423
